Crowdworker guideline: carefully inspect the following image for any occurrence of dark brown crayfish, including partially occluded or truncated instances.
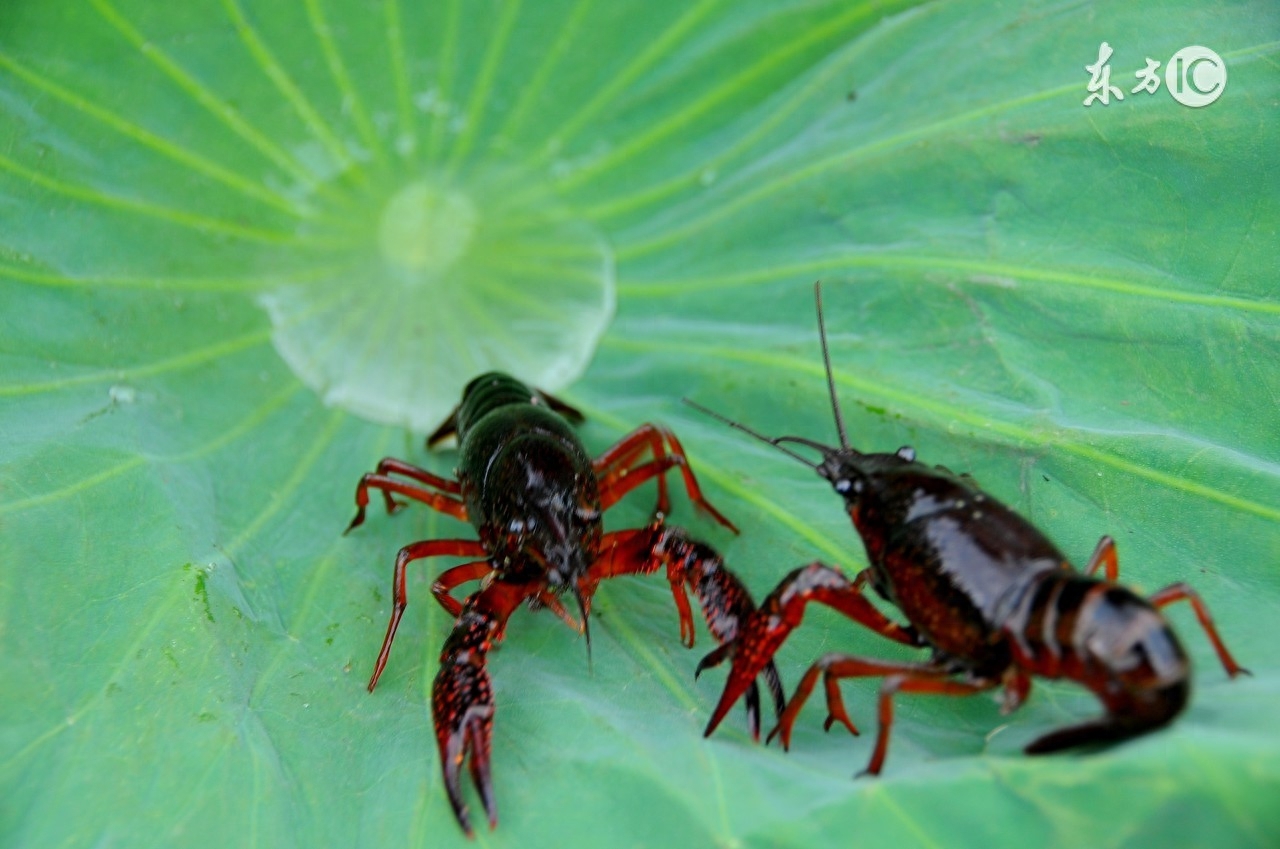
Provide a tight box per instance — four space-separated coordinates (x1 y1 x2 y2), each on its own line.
346 373 782 834
693 284 1248 775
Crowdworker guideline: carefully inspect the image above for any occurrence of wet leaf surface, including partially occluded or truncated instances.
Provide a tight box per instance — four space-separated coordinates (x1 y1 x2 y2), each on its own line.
2 2 1278 847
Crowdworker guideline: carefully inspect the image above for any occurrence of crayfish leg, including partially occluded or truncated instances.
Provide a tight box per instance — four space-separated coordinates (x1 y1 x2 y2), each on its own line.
426 403 461 448
367 539 487 693
1083 535 1119 579
344 470 468 535
1147 581 1251 678
535 388 585 424
593 423 738 533
848 664 994 777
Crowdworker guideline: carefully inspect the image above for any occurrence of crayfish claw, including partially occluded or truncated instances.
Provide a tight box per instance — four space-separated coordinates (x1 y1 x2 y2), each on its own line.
441 746 475 837
437 704 497 837
432 598 511 837
469 720 498 832
694 642 733 680
763 660 786 723
765 723 785 749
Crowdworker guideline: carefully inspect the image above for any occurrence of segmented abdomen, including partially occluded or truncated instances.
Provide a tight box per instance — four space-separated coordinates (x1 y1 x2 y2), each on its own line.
1002 571 1190 720
455 373 540 438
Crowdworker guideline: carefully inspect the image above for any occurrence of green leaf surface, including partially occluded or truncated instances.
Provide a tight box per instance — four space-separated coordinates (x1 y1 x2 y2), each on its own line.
2 1 1278 847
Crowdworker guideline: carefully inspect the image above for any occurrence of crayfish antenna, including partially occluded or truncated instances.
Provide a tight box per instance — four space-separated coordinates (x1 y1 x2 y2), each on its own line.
681 398 818 469
573 584 593 675
813 281 851 451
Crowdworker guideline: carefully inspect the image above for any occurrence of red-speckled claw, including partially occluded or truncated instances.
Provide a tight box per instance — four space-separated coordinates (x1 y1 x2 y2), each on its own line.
702 562 919 742
430 583 528 836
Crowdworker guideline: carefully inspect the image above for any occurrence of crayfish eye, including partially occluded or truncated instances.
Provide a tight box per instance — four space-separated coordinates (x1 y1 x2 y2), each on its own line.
834 478 864 497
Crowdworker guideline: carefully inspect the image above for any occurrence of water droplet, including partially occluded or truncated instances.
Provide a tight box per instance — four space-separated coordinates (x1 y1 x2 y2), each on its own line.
414 89 438 111
260 162 614 430
378 182 476 274
109 384 137 404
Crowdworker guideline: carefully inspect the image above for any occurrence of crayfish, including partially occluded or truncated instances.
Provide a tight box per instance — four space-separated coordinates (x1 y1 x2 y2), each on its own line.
692 284 1248 776
345 372 782 834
